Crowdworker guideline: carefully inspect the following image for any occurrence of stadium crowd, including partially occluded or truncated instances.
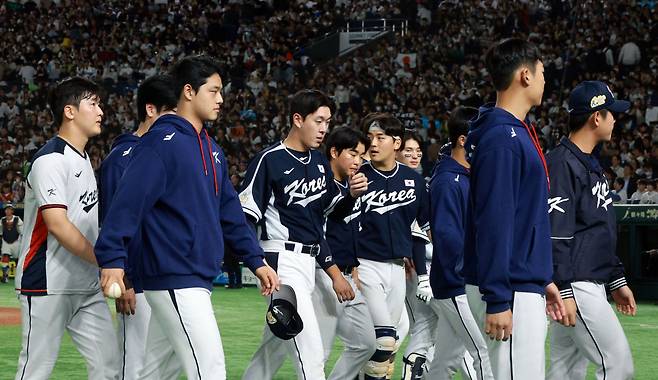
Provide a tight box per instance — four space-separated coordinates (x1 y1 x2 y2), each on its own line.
0 0 657 205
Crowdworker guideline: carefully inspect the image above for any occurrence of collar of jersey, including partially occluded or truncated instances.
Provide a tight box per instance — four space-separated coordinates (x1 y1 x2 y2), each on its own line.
282 142 312 164
368 161 399 179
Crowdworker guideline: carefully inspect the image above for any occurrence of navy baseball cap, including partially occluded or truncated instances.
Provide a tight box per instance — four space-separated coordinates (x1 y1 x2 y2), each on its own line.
266 284 303 340
568 81 630 116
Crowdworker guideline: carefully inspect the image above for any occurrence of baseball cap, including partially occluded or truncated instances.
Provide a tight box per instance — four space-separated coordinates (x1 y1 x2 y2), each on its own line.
567 81 630 116
266 284 303 340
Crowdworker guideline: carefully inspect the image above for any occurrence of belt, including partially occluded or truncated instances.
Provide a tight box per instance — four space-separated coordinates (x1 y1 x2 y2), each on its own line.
388 258 405 267
261 240 321 257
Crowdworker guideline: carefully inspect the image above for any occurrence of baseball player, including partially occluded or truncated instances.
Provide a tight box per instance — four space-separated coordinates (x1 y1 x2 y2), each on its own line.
423 107 493 380
241 89 368 380
14 77 120 380
546 81 636 380
95 55 279 380
356 114 430 380
314 126 376 380
463 38 564 379
98 74 180 380
1 203 23 283
396 130 435 379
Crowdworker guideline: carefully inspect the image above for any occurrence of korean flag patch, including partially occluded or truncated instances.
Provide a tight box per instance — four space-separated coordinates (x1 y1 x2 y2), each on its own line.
405 179 415 187
318 165 325 173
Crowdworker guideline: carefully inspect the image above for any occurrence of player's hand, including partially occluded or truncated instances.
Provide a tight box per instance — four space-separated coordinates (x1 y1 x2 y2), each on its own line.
612 285 637 316
349 173 368 198
403 257 416 280
351 267 361 291
545 282 566 322
416 274 432 304
485 310 513 341
116 288 137 315
100 268 125 298
559 298 577 327
254 263 280 296
333 275 355 303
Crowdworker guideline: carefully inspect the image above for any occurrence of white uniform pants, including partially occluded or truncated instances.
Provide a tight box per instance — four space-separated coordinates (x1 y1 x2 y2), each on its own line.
547 281 634 380
15 291 119 380
117 292 180 380
425 295 493 380
313 267 376 380
466 285 547 380
243 250 324 380
139 288 224 380
359 259 406 332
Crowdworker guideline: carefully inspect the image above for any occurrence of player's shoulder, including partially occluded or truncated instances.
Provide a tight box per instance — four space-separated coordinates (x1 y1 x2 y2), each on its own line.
250 142 287 165
31 136 68 164
397 162 424 180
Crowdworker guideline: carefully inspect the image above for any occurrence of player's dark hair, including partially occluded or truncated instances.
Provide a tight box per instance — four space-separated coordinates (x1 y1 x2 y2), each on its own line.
288 89 336 128
325 126 370 160
485 38 542 91
360 112 387 132
48 77 102 127
362 113 404 141
137 74 177 123
568 109 609 133
400 130 422 151
169 55 222 100
448 106 478 145
637 178 648 186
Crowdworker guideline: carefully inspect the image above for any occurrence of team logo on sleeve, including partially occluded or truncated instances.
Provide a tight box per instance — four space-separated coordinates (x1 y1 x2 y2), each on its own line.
48 188 56 197
548 197 569 213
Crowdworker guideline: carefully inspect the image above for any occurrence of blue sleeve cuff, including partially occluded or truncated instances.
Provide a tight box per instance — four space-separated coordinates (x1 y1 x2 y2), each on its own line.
98 256 126 270
486 301 511 314
244 256 266 273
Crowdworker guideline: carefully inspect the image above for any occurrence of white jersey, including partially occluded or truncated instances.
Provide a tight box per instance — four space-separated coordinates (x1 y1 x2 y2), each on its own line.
16 136 100 295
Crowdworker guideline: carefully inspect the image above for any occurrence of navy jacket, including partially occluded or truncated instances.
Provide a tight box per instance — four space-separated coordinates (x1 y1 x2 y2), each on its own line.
355 161 430 263
429 156 470 299
99 133 143 292
464 105 553 313
547 137 626 298
95 115 265 291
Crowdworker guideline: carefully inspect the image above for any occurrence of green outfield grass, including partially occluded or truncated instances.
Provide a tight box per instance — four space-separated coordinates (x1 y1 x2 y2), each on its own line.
0 283 656 379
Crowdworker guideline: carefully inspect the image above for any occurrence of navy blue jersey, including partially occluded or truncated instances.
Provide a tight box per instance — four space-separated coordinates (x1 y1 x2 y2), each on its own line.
547 137 626 298
99 133 142 291
324 179 359 269
355 161 429 262
429 157 470 299
239 142 347 246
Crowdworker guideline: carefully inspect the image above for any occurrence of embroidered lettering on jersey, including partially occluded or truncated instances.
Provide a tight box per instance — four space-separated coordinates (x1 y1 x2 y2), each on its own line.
591 181 612 210
355 188 417 214
548 196 569 213
283 176 327 207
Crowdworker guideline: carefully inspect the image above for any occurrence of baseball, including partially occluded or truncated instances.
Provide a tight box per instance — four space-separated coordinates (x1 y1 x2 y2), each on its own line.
106 282 122 299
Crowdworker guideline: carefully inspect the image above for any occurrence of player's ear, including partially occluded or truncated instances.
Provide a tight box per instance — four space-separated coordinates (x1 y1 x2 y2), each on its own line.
330 146 339 159
183 84 195 101
63 104 76 121
292 113 304 129
145 104 157 118
520 66 531 87
458 135 467 148
393 136 402 151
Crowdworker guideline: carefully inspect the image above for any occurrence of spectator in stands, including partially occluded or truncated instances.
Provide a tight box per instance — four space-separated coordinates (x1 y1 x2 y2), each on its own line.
611 178 628 204
630 179 648 203
640 179 658 204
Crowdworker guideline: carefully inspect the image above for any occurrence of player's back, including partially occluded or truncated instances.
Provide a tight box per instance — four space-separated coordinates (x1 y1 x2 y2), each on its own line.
16 136 100 296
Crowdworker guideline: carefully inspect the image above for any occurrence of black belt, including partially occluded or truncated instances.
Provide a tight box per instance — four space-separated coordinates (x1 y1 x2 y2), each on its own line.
284 242 321 257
